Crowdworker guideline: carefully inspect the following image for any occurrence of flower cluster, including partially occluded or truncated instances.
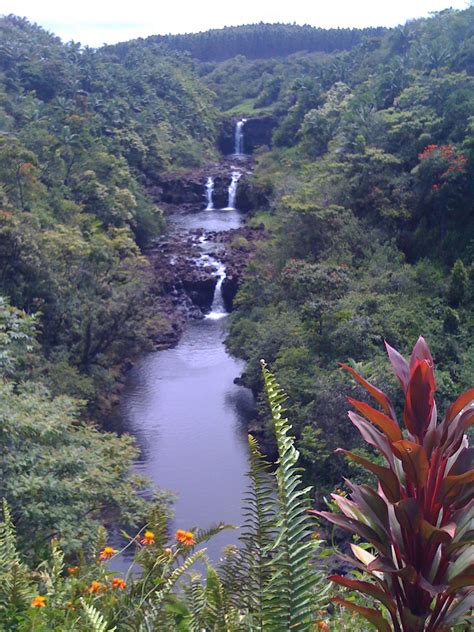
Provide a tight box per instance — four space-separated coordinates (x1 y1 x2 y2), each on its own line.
175 529 196 546
87 580 104 593
111 577 127 590
31 595 46 608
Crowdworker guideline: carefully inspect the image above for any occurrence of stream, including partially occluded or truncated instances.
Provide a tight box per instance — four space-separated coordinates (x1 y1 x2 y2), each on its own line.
113 206 255 565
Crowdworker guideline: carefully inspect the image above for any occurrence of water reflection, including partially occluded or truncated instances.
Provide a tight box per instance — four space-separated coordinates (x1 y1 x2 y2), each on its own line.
117 297 254 564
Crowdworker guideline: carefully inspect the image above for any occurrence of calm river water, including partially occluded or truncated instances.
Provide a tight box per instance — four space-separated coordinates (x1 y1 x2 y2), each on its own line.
115 208 254 563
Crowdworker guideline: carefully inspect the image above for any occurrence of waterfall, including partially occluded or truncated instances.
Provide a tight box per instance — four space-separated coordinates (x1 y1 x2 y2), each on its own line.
206 262 227 320
226 171 241 210
204 176 214 210
234 119 246 155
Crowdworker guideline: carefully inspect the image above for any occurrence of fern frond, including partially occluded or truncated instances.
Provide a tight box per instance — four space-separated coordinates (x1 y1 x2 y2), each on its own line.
139 548 206 630
80 599 117 632
192 522 236 548
186 572 207 632
219 435 276 626
0 500 32 614
261 361 321 632
37 539 65 593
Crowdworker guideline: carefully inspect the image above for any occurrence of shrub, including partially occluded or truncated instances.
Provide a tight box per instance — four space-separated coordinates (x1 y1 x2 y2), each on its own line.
317 337 473 631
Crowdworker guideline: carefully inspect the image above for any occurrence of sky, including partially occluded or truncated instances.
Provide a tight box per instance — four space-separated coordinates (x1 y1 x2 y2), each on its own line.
1 1 470 47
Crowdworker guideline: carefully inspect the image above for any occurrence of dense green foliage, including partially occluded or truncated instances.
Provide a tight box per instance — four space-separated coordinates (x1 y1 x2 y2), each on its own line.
116 23 387 62
0 14 218 407
0 7 473 630
226 6 474 496
0 370 330 631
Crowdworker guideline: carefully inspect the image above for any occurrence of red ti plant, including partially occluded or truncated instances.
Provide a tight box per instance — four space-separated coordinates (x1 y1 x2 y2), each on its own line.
315 337 473 631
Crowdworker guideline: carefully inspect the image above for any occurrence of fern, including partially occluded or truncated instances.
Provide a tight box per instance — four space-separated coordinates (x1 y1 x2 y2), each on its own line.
261 361 321 632
0 500 32 618
80 599 117 632
220 435 275 626
139 549 206 631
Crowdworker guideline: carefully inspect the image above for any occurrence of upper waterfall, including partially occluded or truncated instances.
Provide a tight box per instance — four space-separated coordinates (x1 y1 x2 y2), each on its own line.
205 176 214 210
235 119 246 155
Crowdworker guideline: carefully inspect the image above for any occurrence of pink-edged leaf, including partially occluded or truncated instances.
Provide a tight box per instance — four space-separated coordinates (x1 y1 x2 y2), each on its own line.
329 575 396 613
445 387 474 423
348 411 394 465
420 520 456 545
446 573 474 594
345 481 389 533
392 440 429 488
417 575 447 597
403 359 436 439
401 608 429 631
442 448 474 500
331 597 392 632
409 336 434 373
340 363 396 419
312 511 387 552
385 340 410 392
394 498 422 533
367 557 418 583
348 398 402 443
337 449 401 502
442 470 474 501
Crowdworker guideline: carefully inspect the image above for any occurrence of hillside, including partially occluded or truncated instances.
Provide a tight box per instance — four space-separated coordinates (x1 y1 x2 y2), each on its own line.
0 7 473 630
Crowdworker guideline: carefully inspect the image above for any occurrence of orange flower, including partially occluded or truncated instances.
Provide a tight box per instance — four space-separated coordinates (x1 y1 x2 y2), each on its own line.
98 546 117 560
31 595 46 608
140 530 155 545
175 529 196 546
67 566 79 574
111 577 127 590
317 621 329 631
87 580 103 594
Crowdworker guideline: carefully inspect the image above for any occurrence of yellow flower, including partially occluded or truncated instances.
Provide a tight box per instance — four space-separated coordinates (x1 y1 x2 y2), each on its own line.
175 529 196 546
98 546 117 561
141 530 155 545
31 595 46 608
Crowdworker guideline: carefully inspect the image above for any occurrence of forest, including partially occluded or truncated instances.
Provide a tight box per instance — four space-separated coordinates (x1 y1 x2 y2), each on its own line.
0 6 473 631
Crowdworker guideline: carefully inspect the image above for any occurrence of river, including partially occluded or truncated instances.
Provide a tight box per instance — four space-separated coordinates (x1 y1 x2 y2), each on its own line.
114 207 254 564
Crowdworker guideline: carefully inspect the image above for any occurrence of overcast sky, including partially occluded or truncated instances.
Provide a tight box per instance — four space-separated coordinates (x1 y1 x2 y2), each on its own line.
1 1 470 47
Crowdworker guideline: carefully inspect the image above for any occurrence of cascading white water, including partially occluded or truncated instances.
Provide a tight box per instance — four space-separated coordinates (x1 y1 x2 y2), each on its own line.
206 261 227 320
235 119 246 155
225 171 241 210
204 176 214 210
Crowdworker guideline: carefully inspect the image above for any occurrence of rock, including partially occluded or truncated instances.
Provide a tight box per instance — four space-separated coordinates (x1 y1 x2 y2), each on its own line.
218 115 279 155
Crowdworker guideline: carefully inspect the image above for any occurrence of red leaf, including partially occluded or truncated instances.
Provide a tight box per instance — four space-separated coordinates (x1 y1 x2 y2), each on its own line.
348 398 402 443
392 440 430 488
385 340 409 392
420 520 456 545
329 576 396 613
338 449 401 502
331 597 393 632
340 363 396 419
394 498 422 533
445 388 474 423
348 411 394 465
409 336 434 373
403 359 436 439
